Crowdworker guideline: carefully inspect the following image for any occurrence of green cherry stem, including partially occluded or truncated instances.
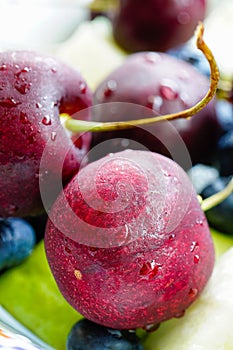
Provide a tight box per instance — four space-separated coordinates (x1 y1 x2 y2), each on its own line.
200 177 233 212
65 22 220 133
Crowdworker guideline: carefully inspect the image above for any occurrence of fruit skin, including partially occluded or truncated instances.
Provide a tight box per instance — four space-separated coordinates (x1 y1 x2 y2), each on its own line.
92 52 219 167
0 217 36 271
0 50 92 218
67 318 143 350
112 0 206 53
218 129 233 177
45 150 214 330
201 177 233 235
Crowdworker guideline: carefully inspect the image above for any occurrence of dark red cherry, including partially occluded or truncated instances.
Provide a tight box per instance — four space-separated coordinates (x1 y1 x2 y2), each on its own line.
0 50 92 217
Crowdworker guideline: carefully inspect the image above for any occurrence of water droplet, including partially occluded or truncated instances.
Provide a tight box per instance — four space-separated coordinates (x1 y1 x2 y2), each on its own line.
177 11 190 25
0 97 21 108
16 153 25 160
103 80 117 98
42 115 51 126
169 233 176 240
159 80 179 100
143 52 160 64
190 241 198 252
36 102 42 109
196 218 203 226
79 82 87 94
7 204 18 215
51 67 57 73
163 170 172 177
140 261 161 279
50 132 57 141
0 64 7 71
194 254 200 264
189 288 198 298
21 67 30 73
64 246 72 255
20 112 29 124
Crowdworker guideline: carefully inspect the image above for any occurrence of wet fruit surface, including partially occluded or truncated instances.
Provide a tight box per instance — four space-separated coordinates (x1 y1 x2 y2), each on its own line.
45 150 214 329
0 50 92 217
67 318 143 350
92 52 219 167
112 0 206 52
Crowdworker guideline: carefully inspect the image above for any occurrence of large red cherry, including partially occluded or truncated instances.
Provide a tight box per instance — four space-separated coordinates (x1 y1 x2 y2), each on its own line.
45 149 214 330
0 50 92 218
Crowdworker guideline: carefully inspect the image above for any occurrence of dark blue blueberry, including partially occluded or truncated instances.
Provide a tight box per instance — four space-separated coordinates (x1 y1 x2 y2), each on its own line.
188 164 219 194
215 99 233 135
67 318 143 350
0 218 36 271
201 177 233 235
167 40 210 77
218 129 233 176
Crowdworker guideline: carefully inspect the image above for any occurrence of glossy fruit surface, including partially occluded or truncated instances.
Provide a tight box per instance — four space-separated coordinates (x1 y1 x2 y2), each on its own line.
0 50 92 218
218 129 233 177
112 0 206 53
45 150 214 329
0 217 36 271
92 52 219 167
67 318 143 350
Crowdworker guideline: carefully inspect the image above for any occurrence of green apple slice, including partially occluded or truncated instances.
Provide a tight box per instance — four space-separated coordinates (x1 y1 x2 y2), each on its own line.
143 246 233 350
0 241 81 350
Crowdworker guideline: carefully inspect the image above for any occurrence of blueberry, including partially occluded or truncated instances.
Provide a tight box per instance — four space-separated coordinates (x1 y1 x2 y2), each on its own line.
187 164 219 194
167 40 210 77
200 177 233 235
215 99 233 134
218 129 233 177
67 318 143 350
0 218 36 271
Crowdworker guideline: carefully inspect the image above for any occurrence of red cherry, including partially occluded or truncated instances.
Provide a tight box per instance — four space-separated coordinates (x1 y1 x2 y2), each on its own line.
45 149 214 329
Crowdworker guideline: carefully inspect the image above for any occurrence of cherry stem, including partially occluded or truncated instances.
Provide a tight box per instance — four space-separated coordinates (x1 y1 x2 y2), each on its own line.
200 177 233 212
65 22 220 133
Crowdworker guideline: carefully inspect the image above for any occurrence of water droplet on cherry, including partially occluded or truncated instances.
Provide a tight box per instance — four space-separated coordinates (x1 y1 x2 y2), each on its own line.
194 254 200 264
79 82 87 94
160 80 179 101
51 132 57 141
190 241 198 252
103 80 117 98
0 97 21 108
189 288 198 298
140 261 161 279
42 115 51 126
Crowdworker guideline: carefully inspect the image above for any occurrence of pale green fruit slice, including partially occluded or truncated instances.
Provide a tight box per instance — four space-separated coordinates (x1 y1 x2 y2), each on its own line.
55 16 127 90
0 240 81 350
144 247 233 350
